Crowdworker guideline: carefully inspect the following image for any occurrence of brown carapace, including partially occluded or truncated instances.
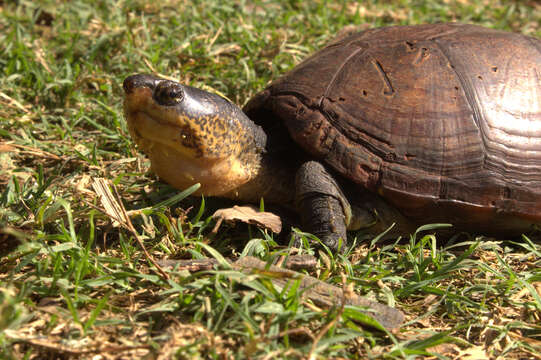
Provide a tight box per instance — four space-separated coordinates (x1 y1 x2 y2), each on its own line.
245 23 541 236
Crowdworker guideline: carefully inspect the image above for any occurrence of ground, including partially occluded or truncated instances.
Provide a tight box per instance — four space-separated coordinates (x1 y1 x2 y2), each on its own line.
1 0 540 359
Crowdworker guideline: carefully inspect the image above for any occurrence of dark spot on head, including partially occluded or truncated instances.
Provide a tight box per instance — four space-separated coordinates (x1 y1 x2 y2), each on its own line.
454 86 459 91
491 66 498 72
477 75 483 80
339 97 345 101
362 90 367 96
178 124 200 150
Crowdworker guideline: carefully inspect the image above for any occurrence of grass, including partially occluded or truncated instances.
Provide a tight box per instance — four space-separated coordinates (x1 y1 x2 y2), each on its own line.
1 0 541 358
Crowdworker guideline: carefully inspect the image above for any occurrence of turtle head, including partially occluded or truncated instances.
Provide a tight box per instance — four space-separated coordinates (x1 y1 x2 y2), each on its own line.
123 74 267 196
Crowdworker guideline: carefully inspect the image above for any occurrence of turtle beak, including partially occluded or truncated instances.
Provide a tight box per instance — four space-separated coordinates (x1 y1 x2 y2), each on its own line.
123 74 161 94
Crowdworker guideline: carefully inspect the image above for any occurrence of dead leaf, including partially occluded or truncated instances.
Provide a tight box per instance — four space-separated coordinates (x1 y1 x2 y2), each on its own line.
456 345 489 360
212 205 282 233
91 178 126 228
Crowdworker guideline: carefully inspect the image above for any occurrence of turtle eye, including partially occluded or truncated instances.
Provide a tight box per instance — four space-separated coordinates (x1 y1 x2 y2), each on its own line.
154 81 184 106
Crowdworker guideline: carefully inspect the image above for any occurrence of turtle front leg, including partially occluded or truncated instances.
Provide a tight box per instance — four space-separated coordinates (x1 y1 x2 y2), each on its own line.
295 161 352 252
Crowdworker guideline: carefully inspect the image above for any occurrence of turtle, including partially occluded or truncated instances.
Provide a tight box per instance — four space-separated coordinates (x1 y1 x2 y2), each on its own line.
123 23 541 252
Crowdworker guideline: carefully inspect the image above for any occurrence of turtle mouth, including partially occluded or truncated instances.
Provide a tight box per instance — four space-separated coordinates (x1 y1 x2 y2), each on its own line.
122 74 259 196
123 75 234 161
124 98 246 196
125 109 174 151
122 76 200 157
123 85 177 150
125 102 210 165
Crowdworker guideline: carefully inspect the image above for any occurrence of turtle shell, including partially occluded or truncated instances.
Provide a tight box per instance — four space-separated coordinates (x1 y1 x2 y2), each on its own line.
244 23 541 233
